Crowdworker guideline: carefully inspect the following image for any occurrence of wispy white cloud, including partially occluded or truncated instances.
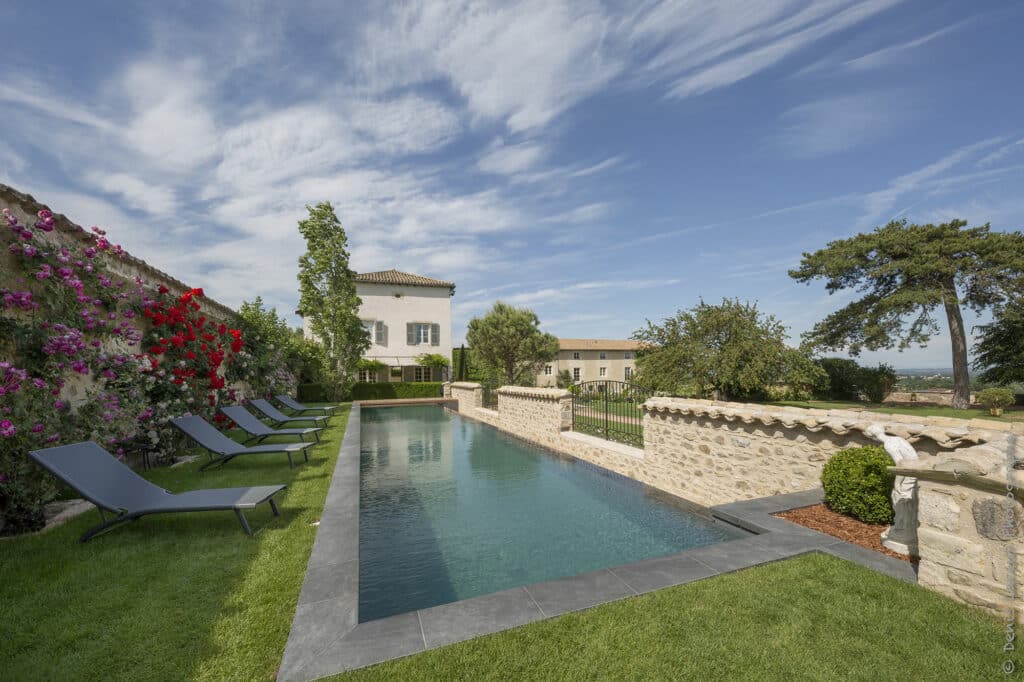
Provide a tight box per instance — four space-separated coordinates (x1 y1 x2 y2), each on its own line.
85 172 176 216
976 137 1024 167
478 140 546 175
773 92 903 158
542 202 611 224
842 22 968 71
861 137 1007 224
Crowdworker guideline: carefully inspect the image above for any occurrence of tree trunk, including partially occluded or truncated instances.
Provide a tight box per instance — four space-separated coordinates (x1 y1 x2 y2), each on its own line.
941 285 971 409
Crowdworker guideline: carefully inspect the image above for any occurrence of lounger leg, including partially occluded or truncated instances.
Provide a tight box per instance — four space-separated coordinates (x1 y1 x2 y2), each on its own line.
269 498 280 516
79 514 133 543
199 455 232 472
314 430 320 443
235 509 253 536
287 452 294 469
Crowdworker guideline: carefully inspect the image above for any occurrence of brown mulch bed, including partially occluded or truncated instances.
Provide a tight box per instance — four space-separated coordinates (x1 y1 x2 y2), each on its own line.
774 504 918 564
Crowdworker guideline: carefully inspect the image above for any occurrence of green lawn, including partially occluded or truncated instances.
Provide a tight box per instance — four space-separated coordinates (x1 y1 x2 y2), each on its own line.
0 405 349 682
768 399 1024 423
337 552 1014 681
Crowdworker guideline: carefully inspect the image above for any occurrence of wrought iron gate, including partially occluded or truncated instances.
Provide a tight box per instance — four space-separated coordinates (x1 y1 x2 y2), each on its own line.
571 380 650 447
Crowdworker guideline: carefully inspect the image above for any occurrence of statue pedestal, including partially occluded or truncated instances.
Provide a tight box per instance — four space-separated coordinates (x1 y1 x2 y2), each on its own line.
881 476 919 557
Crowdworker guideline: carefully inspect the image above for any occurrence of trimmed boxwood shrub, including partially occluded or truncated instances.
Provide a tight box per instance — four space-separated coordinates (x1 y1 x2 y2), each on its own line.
821 445 895 524
297 383 329 402
351 382 443 400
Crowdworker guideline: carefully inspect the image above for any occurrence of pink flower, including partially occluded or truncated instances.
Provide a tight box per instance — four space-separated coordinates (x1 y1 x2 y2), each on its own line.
0 420 16 437
31 423 44 433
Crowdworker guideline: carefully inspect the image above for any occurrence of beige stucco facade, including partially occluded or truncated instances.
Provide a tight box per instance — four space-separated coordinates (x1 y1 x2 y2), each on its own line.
536 339 640 386
303 273 453 383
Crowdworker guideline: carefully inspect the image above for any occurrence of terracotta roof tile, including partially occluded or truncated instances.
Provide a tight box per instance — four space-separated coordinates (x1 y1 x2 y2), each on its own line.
558 338 643 351
355 269 455 289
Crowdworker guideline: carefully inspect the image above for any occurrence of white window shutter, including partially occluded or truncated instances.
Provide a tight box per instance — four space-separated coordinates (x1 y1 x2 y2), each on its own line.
375 321 386 346
430 323 440 346
407 323 416 345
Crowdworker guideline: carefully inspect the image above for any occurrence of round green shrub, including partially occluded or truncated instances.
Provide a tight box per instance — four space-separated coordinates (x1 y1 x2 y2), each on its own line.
977 387 1015 409
821 445 895 524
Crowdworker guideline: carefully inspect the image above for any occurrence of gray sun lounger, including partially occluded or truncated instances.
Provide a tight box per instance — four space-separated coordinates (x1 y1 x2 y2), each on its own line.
29 441 286 542
171 415 316 471
220 405 322 444
249 399 328 427
275 394 338 415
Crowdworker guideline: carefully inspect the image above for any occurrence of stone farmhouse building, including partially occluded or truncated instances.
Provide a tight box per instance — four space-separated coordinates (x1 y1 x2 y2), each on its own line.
536 338 642 387
303 269 455 384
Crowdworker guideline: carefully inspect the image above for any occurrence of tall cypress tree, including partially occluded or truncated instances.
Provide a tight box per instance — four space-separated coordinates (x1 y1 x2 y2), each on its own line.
296 202 369 398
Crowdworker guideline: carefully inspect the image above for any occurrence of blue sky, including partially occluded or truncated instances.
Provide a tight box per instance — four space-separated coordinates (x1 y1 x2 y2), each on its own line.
2 1 1023 369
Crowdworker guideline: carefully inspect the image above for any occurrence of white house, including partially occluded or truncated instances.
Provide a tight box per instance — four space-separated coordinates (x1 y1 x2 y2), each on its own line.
312 269 455 383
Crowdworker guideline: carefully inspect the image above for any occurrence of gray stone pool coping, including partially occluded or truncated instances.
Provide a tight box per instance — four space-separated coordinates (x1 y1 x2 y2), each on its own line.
277 404 918 682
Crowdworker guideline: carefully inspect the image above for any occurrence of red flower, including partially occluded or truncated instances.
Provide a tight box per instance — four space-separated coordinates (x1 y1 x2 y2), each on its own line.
230 339 243 353
158 285 169 295
148 345 165 355
218 323 227 336
186 350 196 360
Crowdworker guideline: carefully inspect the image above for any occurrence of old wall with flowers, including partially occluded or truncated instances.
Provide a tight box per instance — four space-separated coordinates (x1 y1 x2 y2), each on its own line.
0 184 276 535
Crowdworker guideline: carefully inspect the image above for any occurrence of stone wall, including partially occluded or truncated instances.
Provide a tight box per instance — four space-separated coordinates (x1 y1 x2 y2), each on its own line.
904 434 1023 624
639 398 1003 507
885 390 976 407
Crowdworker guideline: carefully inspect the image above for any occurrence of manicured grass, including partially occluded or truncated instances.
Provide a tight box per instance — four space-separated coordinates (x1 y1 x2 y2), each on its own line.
768 399 1024 422
0 404 349 681
337 552 1014 681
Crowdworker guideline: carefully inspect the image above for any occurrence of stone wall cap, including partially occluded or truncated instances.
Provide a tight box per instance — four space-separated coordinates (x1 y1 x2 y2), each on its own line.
641 396 992 448
496 386 571 399
450 382 483 389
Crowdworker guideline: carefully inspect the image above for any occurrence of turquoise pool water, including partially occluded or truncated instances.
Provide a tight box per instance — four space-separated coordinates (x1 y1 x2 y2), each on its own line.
358 405 743 621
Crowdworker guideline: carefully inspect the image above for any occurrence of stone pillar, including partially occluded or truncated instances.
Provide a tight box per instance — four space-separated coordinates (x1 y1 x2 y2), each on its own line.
905 437 1024 624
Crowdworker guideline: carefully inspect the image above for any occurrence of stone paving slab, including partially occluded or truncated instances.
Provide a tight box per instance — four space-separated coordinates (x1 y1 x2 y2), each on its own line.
278 408 919 680
610 553 719 594
418 587 543 648
524 568 637 618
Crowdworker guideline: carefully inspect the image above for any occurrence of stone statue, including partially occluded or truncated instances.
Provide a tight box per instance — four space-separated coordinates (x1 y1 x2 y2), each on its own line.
864 423 919 556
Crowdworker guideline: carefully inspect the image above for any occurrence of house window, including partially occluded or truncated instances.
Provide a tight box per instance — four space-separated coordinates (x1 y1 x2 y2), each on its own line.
599 367 607 377
408 322 440 346
544 365 552 375
624 351 632 359
572 351 581 360
358 369 375 383
413 366 432 382
599 352 606 360
573 367 581 382
375 321 386 345
624 366 633 380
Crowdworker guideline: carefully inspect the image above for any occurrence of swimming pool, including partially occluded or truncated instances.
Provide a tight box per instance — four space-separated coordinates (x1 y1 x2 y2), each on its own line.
358 405 744 622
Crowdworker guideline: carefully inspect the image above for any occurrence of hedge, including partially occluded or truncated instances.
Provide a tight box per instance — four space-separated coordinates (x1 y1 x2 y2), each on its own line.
351 382 444 400
297 383 329 402
821 445 895 524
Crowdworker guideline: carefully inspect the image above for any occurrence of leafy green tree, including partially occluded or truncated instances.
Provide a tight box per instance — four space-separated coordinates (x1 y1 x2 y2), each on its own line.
790 219 1024 409
465 302 559 385
556 369 574 388
857 363 898 403
296 202 369 398
973 299 1024 385
632 298 825 401
816 358 862 400
235 297 299 395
